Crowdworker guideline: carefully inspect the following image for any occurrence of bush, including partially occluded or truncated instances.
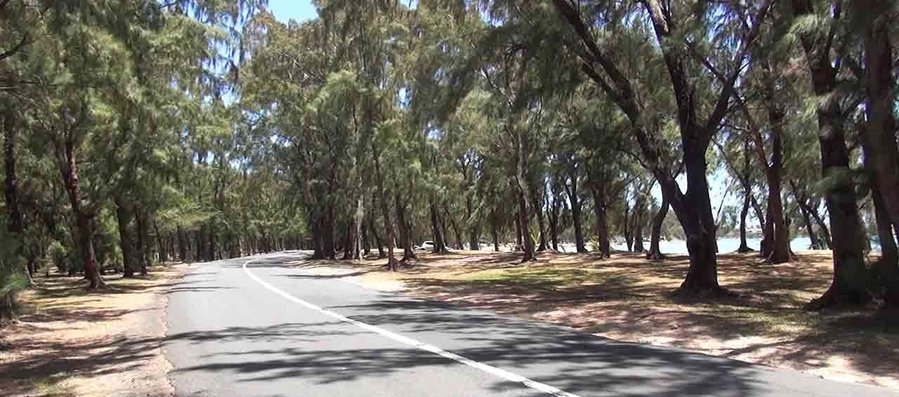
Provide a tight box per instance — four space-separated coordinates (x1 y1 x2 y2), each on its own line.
0 232 29 322
588 237 600 253
48 240 69 274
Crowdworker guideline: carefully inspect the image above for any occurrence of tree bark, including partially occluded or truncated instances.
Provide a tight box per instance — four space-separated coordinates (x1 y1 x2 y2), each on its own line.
115 198 137 277
632 194 645 253
429 201 448 254
491 208 500 252
3 110 27 283
623 201 633 252
793 0 870 308
371 145 398 270
647 194 668 260
591 185 611 258
444 206 465 250
136 210 149 275
515 130 536 262
737 190 753 253
394 194 416 261
565 167 587 253
762 89 791 263
548 190 561 252
858 0 899 305
56 139 103 288
531 184 548 252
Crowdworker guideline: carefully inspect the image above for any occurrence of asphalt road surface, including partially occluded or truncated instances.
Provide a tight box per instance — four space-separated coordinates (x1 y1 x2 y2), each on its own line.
164 252 897 396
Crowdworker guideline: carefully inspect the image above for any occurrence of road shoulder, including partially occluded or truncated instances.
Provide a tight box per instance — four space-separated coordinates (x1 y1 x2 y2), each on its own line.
0 264 189 397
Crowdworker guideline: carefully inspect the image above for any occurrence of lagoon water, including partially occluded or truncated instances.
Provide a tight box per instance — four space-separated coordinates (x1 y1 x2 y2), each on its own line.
555 236 880 255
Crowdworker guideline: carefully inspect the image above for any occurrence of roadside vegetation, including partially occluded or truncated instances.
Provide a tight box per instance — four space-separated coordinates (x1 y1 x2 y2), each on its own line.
1 0 899 392
288 250 899 389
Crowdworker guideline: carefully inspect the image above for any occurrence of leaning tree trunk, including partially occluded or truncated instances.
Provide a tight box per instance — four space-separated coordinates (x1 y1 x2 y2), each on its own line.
444 207 465 250
429 201 448 254
647 194 668 260
796 200 821 250
57 141 103 288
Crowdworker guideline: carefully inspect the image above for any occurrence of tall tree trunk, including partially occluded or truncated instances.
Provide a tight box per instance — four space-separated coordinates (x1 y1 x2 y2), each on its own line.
793 0 870 307
177 226 187 262
115 198 137 277
154 221 166 263
515 127 536 263
3 110 28 284
858 0 899 305
669 144 722 295
762 92 791 263
549 192 560 251
647 195 668 260
395 194 416 261
591 186 611 258
491 208 500 252
371 148 397 270
737 191 753 253
444 207 465 250
322 207 336 260
514 211 523 251
872 186 899 265
136 210 149 276
57 140 103 288
532 185 548 251
368 215 386 259
429 201 448 254
342 222 357 260
797 202 821 250
566 170 587 253
361 220 371 257
632 195 645 253
623 201 633 252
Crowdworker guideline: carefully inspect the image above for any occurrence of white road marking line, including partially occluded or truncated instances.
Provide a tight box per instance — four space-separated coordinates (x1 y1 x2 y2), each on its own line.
242 257 581 397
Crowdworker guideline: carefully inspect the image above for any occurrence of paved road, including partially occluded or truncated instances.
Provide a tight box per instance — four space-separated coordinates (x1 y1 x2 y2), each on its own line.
164 252 896 396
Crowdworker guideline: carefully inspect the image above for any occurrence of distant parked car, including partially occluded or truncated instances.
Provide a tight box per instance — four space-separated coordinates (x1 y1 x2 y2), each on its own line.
416 241 435 251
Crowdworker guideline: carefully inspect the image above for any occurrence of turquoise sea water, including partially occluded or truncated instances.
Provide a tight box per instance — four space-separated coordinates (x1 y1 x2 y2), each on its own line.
556 237 880 255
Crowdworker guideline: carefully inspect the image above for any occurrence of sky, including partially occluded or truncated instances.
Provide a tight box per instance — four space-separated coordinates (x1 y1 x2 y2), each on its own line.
266 0 318 22
260 0 741 226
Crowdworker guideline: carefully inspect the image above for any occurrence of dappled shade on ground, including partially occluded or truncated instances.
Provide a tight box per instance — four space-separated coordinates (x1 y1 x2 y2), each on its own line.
293 250 899 390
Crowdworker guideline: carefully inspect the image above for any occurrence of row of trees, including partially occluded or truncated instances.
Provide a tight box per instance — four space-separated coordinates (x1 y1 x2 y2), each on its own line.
1 0 897 314
0 1 302 319
241 0 898 309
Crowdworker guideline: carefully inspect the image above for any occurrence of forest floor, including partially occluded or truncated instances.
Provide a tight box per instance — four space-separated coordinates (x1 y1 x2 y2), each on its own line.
0 264 188 397
292 250 899 391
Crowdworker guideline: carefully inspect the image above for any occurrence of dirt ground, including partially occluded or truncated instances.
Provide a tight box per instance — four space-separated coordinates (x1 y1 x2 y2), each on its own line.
293 250 899 391
0 264 188 397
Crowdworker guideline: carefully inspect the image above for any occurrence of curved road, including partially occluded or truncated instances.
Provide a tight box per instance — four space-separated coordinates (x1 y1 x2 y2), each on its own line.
164 252 896 396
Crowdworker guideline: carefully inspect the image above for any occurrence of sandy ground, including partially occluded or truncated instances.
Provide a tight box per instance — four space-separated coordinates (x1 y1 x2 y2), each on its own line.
0 264 188 397
292 250 899 391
